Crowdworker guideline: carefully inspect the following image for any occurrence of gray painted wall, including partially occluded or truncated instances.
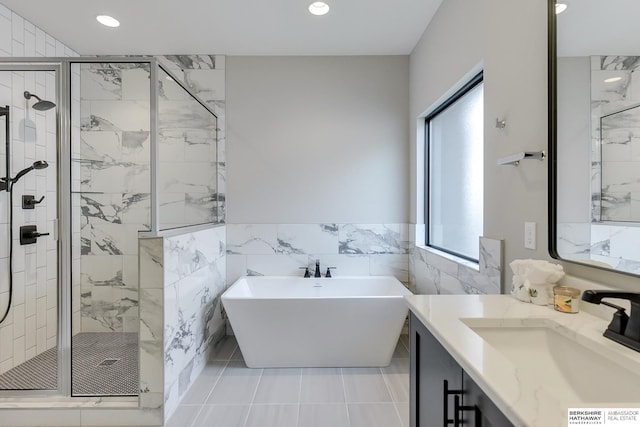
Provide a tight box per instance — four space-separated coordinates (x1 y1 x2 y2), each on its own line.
410 0 640 290
556 56 591 224
226 56 410 225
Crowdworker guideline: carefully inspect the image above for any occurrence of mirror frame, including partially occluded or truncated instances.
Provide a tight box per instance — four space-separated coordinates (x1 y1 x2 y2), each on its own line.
548 0 558 263
547 0 640 278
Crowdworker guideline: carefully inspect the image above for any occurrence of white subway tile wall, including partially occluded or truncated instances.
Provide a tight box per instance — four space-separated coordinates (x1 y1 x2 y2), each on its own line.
0 5 78 376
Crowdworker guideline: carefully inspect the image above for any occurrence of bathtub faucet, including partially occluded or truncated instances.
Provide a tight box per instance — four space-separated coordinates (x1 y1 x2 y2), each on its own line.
299 266 312 278
302 260 335 278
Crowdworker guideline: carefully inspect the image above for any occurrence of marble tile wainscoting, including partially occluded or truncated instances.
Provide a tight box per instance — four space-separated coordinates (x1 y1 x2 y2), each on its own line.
226 224 410 286
557 222 640 275
139 225 227 423
409 225 503 295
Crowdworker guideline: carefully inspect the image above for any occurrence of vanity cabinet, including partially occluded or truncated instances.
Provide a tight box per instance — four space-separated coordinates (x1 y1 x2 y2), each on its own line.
462 372 512 427
409 313 513 427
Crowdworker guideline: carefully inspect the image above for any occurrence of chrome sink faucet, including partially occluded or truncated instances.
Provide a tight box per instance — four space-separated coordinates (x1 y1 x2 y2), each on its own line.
582 290 640 352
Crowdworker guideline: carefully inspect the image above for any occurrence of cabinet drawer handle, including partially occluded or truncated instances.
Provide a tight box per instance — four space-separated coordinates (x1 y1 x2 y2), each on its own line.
454 394 481 426
443 380 463 426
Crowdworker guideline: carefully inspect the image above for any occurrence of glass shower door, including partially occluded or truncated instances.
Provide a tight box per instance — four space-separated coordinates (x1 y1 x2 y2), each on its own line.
0 68 59 392
69 62 147 396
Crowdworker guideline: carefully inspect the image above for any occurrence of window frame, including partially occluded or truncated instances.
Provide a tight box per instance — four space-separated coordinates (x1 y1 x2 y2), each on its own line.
424 71 484 263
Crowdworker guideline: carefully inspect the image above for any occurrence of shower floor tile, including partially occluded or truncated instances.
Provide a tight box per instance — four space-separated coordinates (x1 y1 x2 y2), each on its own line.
0 332 138 396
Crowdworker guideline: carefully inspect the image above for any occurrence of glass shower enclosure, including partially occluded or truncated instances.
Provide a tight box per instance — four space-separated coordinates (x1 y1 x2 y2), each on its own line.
0 64 61 393
0 57 219 398
600 103 640 222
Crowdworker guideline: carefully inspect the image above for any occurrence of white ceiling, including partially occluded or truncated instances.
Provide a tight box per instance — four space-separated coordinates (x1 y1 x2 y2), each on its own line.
1 0 443 56
556 0 640 57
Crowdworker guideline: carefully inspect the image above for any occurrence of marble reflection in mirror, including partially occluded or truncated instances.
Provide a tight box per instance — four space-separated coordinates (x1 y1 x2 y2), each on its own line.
553 0 640 275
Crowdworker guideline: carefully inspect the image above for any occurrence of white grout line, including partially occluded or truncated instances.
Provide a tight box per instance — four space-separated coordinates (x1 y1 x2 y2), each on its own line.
182 389 209 427
202 360 231 402
182 339 236 427
241 364 264 427
183 336 410 427
380 362 405 427
400 334 409 353
391 400 406 426
339 368 352 427
296 369 303 427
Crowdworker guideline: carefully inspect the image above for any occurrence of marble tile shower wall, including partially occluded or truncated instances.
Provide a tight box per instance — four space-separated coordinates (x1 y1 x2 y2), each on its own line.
152 55 227 420
76 63 151 333
76 56 226 334
591 55 640 223
226 224 410 285
409 225 503 295
157 69 218 230
0 4 78 374
71 65 82 336
558 56 640 274
138 225 227 422
157 55 226 224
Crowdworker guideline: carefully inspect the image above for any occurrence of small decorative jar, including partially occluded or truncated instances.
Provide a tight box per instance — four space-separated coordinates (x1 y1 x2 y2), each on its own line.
553 286 581 313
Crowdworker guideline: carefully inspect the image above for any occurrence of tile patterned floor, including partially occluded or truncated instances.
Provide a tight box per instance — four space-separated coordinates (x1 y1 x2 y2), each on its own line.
0 332 138 396
165 335 410 427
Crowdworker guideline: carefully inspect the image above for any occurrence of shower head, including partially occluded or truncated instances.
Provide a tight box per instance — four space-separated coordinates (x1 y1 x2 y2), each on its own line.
12 160 49 185
24 91 56 111
32 160 49 170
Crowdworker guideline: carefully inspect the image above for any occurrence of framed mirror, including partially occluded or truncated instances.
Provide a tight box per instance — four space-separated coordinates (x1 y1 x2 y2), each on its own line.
549 0 640 276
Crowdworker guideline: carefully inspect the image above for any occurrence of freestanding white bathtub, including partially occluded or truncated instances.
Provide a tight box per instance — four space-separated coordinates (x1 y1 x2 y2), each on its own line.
221 275 412 368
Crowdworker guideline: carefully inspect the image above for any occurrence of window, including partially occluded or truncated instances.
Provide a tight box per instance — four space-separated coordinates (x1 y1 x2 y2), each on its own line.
425 72 484 262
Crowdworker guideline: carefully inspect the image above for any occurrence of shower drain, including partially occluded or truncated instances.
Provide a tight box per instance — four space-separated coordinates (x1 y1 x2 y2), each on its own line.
97 358 120 367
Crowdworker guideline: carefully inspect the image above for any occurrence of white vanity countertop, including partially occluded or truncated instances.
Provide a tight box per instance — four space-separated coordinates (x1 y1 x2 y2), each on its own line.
405 294 640 427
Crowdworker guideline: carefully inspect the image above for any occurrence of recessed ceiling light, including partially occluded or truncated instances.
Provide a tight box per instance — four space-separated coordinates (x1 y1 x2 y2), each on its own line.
308 2 330 16
96 15 120 28
604 77 623 83
555 3 568 14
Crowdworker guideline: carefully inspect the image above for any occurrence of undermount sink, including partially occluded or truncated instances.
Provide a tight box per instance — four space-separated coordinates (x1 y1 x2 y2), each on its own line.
462 319 640 403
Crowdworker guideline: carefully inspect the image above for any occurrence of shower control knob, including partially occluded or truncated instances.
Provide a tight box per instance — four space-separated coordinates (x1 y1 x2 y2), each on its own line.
19 225 49 245
22 195 45 209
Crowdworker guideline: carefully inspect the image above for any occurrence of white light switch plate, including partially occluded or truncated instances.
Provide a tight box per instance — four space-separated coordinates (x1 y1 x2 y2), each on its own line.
524 222 536 250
